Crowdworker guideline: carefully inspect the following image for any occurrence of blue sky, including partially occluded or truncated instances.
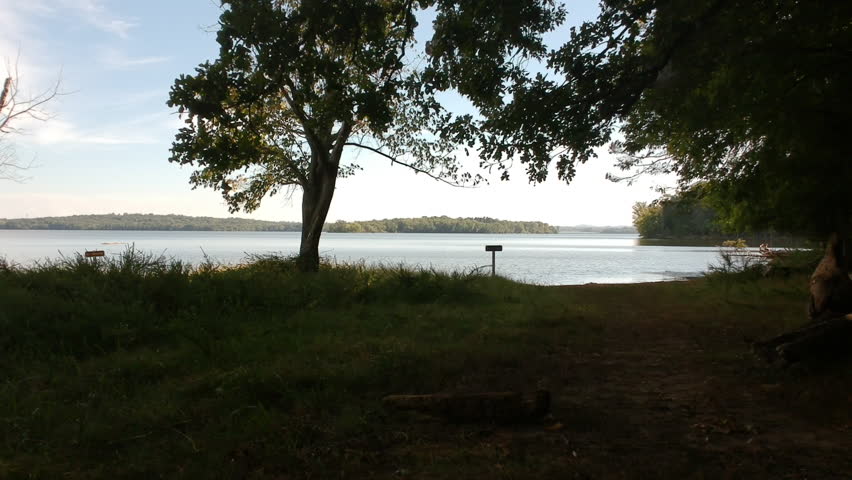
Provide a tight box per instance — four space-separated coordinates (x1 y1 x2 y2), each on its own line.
0 0 671 225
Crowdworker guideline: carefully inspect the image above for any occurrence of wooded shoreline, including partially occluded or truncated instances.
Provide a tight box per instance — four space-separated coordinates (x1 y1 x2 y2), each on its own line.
0 214 562 234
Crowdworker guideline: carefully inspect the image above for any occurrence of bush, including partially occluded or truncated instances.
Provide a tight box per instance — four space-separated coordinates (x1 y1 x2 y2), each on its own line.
707 239 766 281
764 248 822 277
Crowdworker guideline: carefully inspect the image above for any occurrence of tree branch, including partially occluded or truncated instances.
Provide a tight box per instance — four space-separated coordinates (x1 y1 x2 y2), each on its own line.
331 121 352 165
281 79 323 153
344 141 469 187
1 55 63 182
0 68 63 133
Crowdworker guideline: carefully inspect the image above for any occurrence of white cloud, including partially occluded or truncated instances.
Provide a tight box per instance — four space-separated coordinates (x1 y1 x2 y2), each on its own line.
99 47 170 70
32 119 156 146
0 2 58 90
0 0 55 17
96 18 137 39
0 0 138 40
59 0 137 38
0 0 140 92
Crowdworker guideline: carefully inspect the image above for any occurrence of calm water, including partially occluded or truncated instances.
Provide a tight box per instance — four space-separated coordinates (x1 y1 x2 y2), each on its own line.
0 230 730 285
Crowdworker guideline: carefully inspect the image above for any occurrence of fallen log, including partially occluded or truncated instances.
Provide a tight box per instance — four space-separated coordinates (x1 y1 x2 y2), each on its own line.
382 390 550 423
753 315 852 364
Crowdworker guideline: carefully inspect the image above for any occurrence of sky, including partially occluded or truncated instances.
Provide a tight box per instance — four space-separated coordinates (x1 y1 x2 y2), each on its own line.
0 0 673 226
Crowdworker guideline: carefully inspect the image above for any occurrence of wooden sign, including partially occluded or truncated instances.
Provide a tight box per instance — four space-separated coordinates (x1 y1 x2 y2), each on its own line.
485 245 503 276
85 250 105 258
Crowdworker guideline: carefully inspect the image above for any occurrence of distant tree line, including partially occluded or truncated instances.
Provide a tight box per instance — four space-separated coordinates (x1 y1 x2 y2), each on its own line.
0 214 559 234
631 193 806 246
0 214 302 232
632 194 723 239
326 216 558 234
558 225 637 234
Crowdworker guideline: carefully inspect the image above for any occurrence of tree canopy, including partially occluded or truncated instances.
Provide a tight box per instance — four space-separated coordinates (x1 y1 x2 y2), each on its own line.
631 192 722 239
431 0 852 238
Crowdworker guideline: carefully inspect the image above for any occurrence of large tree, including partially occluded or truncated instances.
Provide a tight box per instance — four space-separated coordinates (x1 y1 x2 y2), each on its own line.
168 0 561 271
428 0 852 240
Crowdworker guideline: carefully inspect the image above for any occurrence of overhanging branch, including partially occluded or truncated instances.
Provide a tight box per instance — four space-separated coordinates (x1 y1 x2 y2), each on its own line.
344 141 469 187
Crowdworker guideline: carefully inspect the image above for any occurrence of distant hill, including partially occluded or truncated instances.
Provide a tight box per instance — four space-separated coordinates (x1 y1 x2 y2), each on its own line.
558 225 637 234
0 214 559 234
0 214 301 232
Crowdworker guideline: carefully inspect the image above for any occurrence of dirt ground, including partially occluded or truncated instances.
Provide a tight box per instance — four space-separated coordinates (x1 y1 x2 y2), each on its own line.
371 282 852 479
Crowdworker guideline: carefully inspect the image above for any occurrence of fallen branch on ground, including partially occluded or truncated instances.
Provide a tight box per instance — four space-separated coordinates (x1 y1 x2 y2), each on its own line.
382 391 550 423
752 314 852 364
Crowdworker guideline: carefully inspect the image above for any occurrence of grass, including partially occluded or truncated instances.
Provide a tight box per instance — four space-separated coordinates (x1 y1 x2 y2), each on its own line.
0 250 571 478
0 249 848 479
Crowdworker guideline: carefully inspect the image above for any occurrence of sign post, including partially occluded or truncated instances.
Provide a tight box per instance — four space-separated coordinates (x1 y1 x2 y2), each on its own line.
84 250 105 258
485 245 503 276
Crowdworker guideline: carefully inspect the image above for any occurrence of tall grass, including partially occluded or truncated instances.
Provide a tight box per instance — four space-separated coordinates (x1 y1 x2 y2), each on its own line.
1 247 560 479
2 249 506 357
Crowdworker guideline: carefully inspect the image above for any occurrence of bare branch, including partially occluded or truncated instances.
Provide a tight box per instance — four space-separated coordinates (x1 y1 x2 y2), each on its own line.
1 54 64 182
0 141 34 182
0 68 63 133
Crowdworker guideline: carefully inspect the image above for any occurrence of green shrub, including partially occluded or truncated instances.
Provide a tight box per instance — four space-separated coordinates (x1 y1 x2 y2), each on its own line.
706 239 766 282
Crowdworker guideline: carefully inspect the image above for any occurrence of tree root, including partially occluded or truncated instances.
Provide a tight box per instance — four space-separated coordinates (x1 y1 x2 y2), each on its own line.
753 315 852 365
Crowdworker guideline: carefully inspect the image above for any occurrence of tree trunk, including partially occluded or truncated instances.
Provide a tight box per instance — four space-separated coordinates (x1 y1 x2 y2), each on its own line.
296 122 351 273
807 233 852 321
298 167 338 272
754 233 852 364
0 77 11 111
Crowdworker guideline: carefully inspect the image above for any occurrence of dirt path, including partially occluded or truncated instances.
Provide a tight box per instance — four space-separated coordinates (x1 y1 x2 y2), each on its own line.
380 283 852 479
545 317 851 479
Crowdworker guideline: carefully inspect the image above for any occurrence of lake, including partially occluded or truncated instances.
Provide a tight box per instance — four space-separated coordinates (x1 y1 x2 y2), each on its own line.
0 230 731 285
